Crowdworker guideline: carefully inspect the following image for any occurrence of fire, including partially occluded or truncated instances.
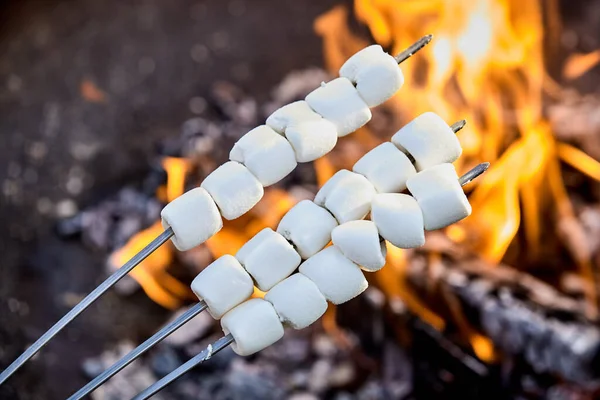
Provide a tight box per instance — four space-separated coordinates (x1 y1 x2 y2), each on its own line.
316 0 600 354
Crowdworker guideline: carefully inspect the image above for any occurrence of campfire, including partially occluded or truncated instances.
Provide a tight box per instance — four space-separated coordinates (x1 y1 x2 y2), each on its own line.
4 0 600 398
87 0 600 396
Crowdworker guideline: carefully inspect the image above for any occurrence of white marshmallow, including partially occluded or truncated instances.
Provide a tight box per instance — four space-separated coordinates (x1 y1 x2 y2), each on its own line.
266 101 323 134
299 246 368 304
277 200 338 259
235 228 301 291
331 220 386 272
371 193 425 249
391 112 462 171
221 298 284 356
305 77 372 137
191 255 254 319
406 163 472 230
352 142 416 193
229 125 297 187
201 161 264 220
160 187 223 251
339 45 386 82
314 169 377 224
285 119 338 162
265 274 327 329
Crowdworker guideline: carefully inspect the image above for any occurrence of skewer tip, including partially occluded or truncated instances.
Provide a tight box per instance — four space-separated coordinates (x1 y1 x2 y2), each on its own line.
451 119 467 133
395 34 434 64
459 162 490 187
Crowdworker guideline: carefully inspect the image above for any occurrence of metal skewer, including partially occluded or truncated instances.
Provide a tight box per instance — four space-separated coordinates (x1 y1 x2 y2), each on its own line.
0 33 435 387
67 301 207 400
0 227 174 386
130 162 490 399
395 34 433 63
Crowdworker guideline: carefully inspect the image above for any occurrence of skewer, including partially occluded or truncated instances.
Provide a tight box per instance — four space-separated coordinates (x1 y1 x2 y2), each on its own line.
65 117 469 398
395 34 433 64
130 162 490 400
0 34 435 387
67 301 207 400
0 227 174 386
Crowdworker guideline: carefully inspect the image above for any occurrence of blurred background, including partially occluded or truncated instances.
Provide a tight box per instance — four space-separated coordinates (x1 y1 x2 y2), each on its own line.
2 0 600 399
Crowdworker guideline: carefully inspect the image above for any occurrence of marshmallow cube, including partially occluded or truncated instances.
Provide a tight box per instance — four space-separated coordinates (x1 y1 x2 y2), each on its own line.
300 246 369 304
314 170 377 224
285 119 338 162
265 274 327 329
332 220 386 272
391 112 462 170
201 161 264 220
371 193 425 249
277 200 338 259
352 142 416 193
230 125 297 187
161 187 223 251
235 228 301 291
191 255 254 319
266 101 323 134
221 298 284 356
340 45 404 107
305 77 372 137
406 163 472 230
300 246 368 304
339 45 386 82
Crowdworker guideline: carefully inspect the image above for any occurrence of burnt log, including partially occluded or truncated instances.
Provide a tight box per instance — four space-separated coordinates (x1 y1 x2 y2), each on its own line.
406 250 600 386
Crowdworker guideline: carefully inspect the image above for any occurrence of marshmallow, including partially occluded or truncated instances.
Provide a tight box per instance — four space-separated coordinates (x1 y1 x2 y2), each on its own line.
229 125 297 186
266 101 323 134
305 77 372 137
277 200 338 259
235 228 301 291
391 112 462 171
221 298 284 356
299 246 368 304
160 187 223 251
339 45 386 82
331 220 386 272
201 161 264 220
371 193 425 249
285 119 338 162
191 255 254 319
265 274 327 329
314 170 377 224
406 163 472 230
340 45 404 107
352 142 416 193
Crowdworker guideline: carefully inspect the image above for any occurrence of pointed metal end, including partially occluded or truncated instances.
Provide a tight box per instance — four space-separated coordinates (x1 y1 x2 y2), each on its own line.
451 119 467 134
394 34 434 64
459 162 490 187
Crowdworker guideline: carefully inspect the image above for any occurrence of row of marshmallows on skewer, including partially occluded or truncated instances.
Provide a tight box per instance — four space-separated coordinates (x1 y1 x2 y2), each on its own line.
181 113 466 356
161 43 406 248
